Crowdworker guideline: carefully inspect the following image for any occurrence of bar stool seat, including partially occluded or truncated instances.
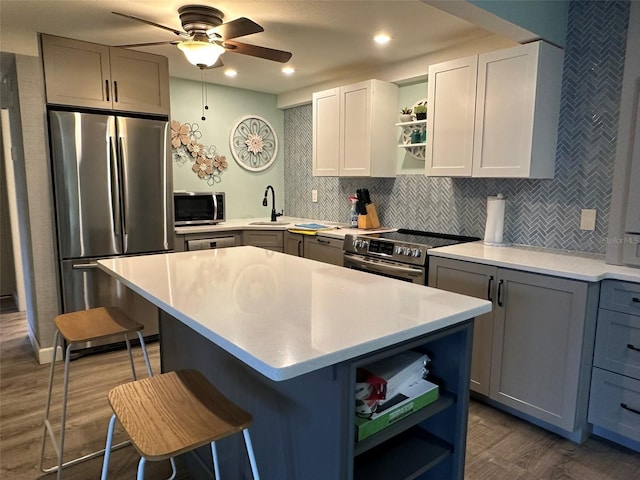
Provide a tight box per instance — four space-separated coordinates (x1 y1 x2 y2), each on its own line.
40 306 153 479
101 369 260 479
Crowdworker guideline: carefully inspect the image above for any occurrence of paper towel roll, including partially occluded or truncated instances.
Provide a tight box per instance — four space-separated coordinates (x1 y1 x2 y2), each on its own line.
484 194 506 246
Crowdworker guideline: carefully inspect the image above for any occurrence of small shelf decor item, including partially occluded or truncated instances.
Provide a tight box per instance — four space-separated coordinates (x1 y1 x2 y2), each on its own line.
400 107 414 123
230 115 278 172
171 120 228 185
413 104 427 120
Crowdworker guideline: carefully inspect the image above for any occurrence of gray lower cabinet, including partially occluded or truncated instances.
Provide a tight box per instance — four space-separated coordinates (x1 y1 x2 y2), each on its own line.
588 280 640 451
242 230 284 252
304 235 344 266
428 260 494 396
429 257 599 441
284 232 304 257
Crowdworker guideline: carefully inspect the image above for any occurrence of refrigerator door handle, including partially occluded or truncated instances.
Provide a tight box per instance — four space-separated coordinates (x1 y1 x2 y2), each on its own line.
72 262 99 270
109 135 122 238
118 136 128 247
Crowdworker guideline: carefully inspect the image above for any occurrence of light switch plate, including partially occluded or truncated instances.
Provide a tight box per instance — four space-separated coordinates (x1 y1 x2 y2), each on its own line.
312 190 318 203
580 209 596 231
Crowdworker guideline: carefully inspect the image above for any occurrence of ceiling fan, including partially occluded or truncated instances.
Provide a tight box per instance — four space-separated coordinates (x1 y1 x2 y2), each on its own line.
112 4 292 69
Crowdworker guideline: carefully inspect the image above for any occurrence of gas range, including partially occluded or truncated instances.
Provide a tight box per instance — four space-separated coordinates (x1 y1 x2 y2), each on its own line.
343 229 479 284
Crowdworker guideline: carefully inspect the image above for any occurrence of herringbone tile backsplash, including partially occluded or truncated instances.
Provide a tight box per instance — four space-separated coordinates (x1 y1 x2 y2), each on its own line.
283 0 629 254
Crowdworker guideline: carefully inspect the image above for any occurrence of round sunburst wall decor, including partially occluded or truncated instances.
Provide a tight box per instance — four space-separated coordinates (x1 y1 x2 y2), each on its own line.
229 115 278 172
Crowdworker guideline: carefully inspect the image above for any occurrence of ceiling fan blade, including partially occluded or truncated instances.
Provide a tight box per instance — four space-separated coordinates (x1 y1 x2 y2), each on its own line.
112 11 189 38
223 40 292 63
116 40 178 48
209 17 264 40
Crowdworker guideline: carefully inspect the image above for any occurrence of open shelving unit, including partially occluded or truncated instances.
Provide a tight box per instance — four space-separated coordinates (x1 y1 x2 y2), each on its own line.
396 119 427 161
348 321 473 480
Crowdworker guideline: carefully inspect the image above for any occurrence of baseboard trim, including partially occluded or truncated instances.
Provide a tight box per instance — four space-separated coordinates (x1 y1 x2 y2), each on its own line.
27 323 61 365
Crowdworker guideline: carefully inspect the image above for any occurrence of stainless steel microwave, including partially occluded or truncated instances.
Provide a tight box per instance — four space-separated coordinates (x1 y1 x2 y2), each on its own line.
174 192 225 226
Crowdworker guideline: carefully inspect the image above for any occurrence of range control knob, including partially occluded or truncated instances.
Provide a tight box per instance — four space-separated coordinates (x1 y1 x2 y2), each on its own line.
412 249 422 258
403 247 412 256
395 246 404 255
361 240 369 249
352 239 359 248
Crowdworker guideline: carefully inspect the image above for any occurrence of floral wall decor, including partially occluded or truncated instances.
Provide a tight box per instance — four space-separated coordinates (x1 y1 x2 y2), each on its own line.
171 120 228 185
229 115 278 172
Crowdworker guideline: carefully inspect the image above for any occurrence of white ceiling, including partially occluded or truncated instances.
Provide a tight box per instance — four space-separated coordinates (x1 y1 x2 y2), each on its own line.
0 0 495 95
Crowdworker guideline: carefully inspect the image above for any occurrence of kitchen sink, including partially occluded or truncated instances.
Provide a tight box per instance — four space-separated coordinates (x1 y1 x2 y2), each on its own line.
248 221 290 225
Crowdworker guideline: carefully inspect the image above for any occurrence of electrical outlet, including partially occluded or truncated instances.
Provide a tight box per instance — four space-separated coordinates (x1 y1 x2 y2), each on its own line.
312 189 318 203
580 209 596 231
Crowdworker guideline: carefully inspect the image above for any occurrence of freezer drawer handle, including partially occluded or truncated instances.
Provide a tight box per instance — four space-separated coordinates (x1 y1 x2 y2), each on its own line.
72 262 100 270
627 343 640 353
620 403 640 415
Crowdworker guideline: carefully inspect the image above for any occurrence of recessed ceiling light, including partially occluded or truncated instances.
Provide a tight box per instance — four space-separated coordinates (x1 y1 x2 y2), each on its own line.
224 69 238 77
374 33 391 45
282 66 295 75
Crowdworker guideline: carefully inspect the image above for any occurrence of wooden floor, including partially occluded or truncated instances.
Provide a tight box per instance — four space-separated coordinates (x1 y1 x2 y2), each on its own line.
1 300 639 479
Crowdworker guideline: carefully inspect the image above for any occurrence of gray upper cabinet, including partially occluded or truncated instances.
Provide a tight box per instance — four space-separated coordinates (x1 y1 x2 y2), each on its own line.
41 34 170 115
429 257 599 441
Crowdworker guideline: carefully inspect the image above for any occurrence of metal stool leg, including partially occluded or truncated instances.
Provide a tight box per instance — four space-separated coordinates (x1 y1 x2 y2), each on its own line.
136 332 153 377
168 457 177 480
243 429 260 480
137 457 147 480
211 440 222 479
100 414 117 480
124 334 138 380
39 329 61 472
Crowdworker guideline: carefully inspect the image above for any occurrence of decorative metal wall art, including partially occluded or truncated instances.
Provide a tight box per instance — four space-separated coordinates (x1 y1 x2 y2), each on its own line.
229 115 278 172
171 120 228 185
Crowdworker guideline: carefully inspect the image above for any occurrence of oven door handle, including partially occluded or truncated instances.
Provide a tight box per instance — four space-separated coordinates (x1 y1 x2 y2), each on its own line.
345 254 424 276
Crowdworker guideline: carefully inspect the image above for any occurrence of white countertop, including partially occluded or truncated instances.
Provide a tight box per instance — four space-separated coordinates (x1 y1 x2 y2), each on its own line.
174 216 396 239
98 247 491 381
429 242 640 283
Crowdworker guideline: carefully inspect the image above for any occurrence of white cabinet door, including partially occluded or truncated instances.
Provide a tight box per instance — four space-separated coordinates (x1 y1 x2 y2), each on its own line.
425 56 477 177
312 88 341 176
341 81 372 176
425 41 563 179
312 80 397 177
473 42 562 178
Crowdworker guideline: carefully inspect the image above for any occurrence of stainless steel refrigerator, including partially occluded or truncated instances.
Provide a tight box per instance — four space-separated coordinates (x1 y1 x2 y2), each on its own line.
49 110 173 352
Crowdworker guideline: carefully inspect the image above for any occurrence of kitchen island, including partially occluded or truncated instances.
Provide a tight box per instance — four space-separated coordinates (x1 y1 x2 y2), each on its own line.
98 247 491 480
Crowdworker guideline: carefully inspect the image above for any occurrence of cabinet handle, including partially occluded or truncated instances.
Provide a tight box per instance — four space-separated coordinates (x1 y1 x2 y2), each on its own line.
621 403 640 415
497 279 504 307
487 276 494 302
114 80 118 102
627 344 640 353
632 297 640 303
297 240 302 257
105 80 110 102
317 238 330 244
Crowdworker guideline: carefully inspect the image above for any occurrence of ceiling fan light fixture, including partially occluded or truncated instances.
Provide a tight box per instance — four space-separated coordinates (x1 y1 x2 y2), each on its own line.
281 66 295 75
177 38 225 67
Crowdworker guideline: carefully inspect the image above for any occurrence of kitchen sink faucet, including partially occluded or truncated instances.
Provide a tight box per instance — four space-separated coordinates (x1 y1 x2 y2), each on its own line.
262 185 282 222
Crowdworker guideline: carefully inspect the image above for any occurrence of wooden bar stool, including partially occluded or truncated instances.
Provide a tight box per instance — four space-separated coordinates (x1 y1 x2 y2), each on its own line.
100 369 260 480
40 306 153 479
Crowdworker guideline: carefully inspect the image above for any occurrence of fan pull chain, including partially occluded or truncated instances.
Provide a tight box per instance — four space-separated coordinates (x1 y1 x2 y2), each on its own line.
200 70 210 121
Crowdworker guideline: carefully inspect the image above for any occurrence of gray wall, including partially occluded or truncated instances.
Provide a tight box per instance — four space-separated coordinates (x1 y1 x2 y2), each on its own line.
283 0 629 254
